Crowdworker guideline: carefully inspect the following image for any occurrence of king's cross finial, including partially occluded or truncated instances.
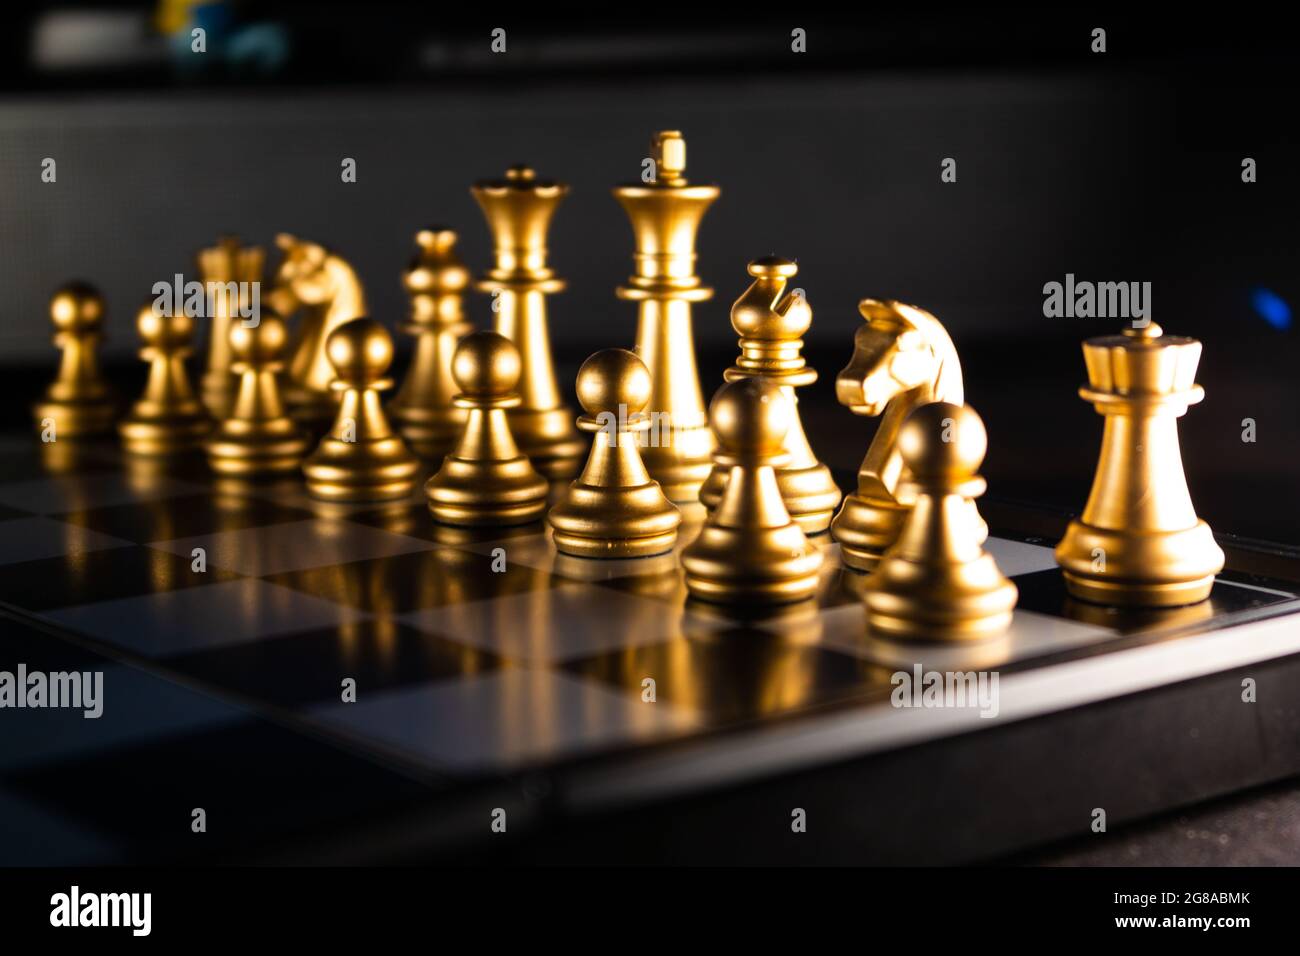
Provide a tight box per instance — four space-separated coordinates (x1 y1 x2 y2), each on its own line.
652 130 687 185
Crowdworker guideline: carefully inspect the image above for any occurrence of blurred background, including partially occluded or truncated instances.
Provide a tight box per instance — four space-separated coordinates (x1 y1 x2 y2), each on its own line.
1 3 1297 542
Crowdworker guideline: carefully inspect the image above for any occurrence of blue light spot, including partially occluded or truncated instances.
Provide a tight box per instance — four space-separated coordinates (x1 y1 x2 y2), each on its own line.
1251 287 1292 330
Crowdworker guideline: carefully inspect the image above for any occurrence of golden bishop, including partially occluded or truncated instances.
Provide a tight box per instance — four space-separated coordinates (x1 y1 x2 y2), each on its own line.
699 256 841 532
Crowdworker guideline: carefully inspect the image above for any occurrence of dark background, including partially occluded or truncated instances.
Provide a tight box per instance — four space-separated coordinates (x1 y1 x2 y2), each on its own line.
1 3 1297 542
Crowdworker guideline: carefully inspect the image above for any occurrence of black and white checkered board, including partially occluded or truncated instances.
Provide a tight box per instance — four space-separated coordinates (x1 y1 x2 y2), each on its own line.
1 435 1298 864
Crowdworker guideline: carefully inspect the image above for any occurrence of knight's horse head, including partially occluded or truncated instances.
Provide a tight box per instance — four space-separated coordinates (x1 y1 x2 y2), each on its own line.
272 233 332 304
835 299 963 415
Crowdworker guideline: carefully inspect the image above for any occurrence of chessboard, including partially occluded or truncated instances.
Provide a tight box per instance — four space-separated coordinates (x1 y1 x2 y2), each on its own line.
2 433 1299 865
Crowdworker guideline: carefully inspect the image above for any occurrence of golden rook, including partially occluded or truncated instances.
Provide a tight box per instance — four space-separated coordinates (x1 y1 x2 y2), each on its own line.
1055 323 1225 606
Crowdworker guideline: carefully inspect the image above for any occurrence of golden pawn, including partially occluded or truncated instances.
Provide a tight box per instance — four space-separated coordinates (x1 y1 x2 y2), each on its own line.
548 349 682 558
1055 323 1224 606
682 379 823 605
614 130 719 503
302 318 419 502
197 236 265 417
389 228 473 461
699 257 841 533
425 331 549 526
205 309 311 477
118 303 212 455
472 166 584 479
864 403 1017 642
33 283 116 438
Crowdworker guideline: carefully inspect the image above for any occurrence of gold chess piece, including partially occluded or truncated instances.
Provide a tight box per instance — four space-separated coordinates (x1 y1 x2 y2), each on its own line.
863 402 1017 642
302 318 419 502
389 227 473 461
270 234 367 425
699 257 841 533
472 166 584 479
205 309 311 477
682 378 823 605
118 302 212 455
831 300 979 571
548 349 682 558
614 130 719 503
1055 323 1225 606
425 330 549 526
33 283 116 438
197 236 265 417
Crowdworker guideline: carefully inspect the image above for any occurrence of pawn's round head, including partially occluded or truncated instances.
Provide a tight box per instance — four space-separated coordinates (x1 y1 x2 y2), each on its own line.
710 378 790 458
898 401 987 482
325 318 393 385
228 310 288 365
50 283 104 333
135 302 195 350
576 349 651 418
452 331 521 398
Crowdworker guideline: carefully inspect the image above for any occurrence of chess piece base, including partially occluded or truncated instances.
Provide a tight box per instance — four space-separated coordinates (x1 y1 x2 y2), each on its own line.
639 422 715 504
33 398 116 439
1055 519 1223 606
776 461 842 534
425 455 548 527
303 436 419 502
831 493 910 571
389 404 468 463
683 522 823 605
37 437 112 474
508 406 584 480
118 406 211 456
834 493 988 571
553 550 680 585
285 383 339 430
864 551 1018 642
201 371 237 419
549 481 681 559
207 420 311 477
553 528 679 559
